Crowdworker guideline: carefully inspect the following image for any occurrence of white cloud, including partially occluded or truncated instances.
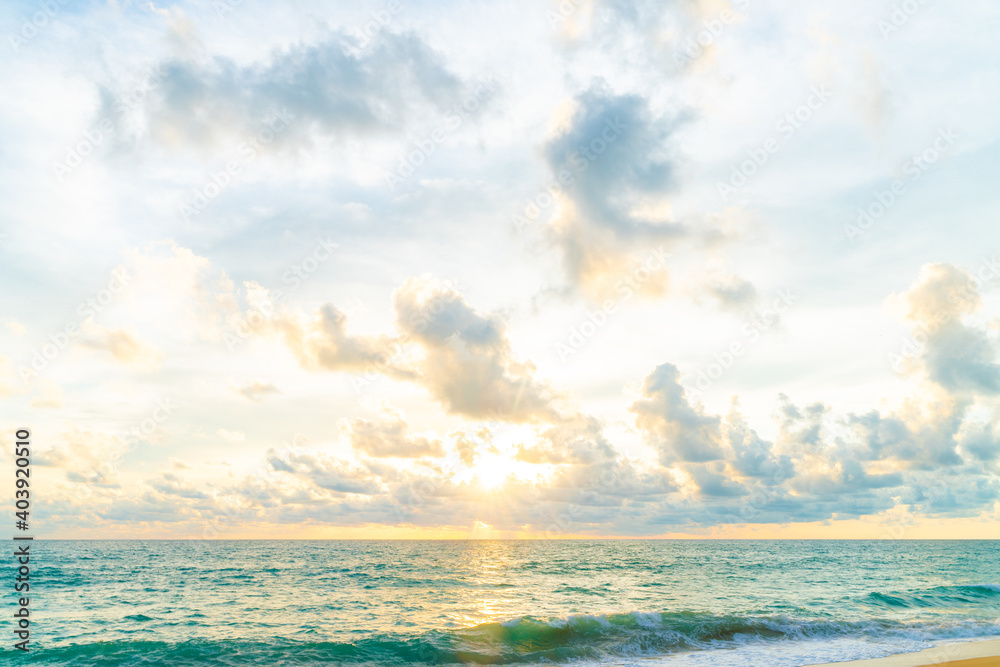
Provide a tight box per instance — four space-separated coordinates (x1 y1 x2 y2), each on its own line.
4 0 1000 538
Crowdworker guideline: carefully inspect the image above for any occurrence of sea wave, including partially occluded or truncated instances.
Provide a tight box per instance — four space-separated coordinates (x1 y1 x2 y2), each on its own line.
864 583 1000 610
21 608 1000 667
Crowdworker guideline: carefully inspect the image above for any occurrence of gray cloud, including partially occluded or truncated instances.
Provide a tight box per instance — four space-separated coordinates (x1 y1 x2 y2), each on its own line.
704 273 759 312
393 278 561 422
844 406 965 469
148 473 209 499
775 395 830 455
270 279 560 423
267 449 381 495
962 422 1000 462
109 31 463 150
541 82 689 294
631 363 724 463
686 462 747 497
900 263 1000 395
725 405 794 482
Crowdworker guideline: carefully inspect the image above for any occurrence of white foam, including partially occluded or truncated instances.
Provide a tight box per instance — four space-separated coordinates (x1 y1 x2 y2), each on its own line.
576 635 1000 667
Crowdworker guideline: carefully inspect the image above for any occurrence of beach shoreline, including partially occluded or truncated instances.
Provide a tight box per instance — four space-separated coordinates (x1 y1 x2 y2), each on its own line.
809 639 1000 666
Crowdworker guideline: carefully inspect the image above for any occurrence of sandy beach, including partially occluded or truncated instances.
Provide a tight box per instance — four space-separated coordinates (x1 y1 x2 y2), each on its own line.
810 639 1000 666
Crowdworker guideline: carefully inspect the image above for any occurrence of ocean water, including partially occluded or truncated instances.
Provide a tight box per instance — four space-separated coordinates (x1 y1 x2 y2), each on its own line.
15 540 1000 666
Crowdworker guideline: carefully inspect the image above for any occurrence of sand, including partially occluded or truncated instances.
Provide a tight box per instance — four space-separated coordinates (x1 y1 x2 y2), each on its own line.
809 639 1000 666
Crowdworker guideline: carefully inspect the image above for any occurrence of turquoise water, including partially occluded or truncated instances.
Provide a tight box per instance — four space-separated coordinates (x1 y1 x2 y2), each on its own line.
14 540 1000 665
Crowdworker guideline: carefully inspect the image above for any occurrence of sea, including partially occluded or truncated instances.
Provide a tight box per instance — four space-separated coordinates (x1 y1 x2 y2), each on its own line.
16 540 1000 666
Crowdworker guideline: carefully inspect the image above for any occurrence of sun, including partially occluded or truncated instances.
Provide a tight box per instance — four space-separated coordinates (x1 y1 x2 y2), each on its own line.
472 454 518 490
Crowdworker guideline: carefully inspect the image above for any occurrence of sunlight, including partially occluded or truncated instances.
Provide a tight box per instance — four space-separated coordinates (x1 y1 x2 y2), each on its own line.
472 454 518 490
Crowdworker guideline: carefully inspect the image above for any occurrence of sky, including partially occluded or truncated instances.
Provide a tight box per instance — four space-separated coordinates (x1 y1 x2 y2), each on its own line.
1 0 999 539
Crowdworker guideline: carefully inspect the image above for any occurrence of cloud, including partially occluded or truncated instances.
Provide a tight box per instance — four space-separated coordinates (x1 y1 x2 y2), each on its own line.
29 379 64 409
845 396 966 469
542 82 687 296
630 377 795 501
555 0 720 73
34 429 128 488
774 394 829 456
845 410 913 462
788 455 903 501
266 448 382 495
961 421 1000 462
80 321 165 370
101 494 197 525
896 263 1000 395
274 304 399 373
344 411 445 459
702 272 758 312
116 241 239 345
217 429 246 442
925 325 1000 395
8 0 1000 542
451 428 492 467
268 278 560 422
148 472 209 499
233 380 281 401
111 31 463 150
686 462 747 497
624 364 986 515
169 457 192 470
0 355 29 398
901 262 981 323
26 258 1000 535
631 363 724 463
725 402 793 482
393 278 562 422
4 318 26 336
517 415 617 464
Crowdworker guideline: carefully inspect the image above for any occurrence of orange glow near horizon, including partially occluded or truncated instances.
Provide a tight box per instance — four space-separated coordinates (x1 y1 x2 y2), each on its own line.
44 511 1000 540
